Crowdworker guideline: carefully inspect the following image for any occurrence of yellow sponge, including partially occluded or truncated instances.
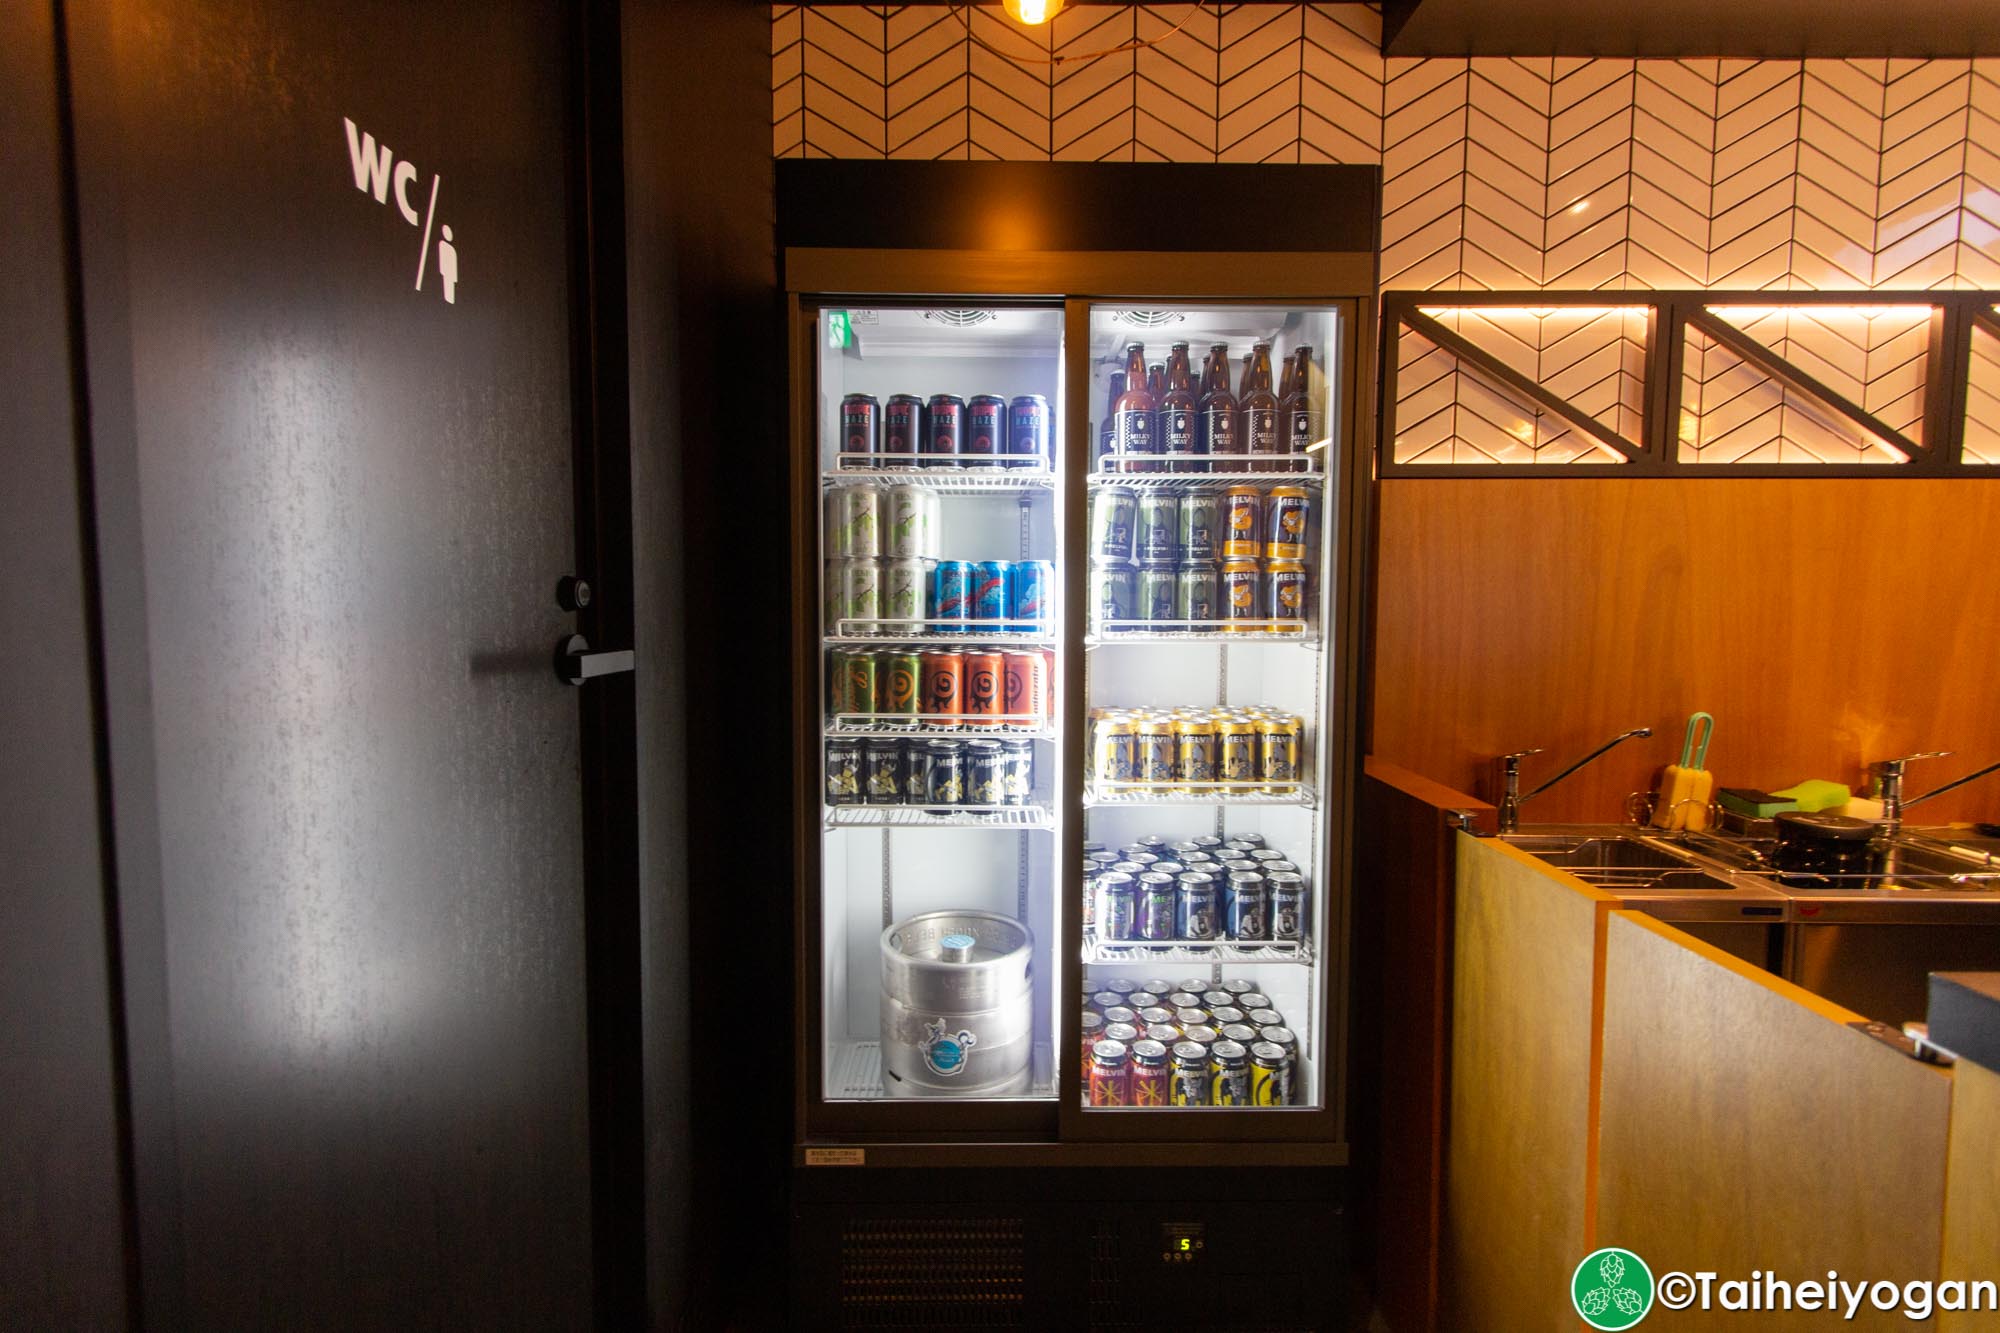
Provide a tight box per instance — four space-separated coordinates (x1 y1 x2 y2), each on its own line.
1773 779 1851 813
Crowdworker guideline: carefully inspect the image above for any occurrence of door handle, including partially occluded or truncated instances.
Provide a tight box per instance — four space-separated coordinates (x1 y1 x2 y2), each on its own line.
554 633 635 685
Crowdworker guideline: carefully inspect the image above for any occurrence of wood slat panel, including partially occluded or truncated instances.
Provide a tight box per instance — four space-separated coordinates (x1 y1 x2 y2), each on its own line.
1445 836 1616 1332
1941 1058 2000 1332
1372 478 2000 826
1598 910 1953 1330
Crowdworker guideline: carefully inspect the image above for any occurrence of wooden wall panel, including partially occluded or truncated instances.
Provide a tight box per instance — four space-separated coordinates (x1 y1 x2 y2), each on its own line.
1372 479 2000 826
1598 911 1953 1331
1443 835 1615 1332
1941 1058 2000 1333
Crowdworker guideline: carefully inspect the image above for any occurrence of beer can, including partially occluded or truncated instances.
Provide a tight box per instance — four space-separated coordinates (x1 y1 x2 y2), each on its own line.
1248 1011 1285 1033
1010 560 1053 634
1178 492 1219 563
1269 872 1306 941
1135 494 1180 564
1129 1039 1171 1107
962 651 1002 729
1219 717 1257 785
881 558 929 633
886 484 938 558
971 561 1012 631
902 739 933 802
1091 991 1124 1011
1175 717 1217 794
1231 834 1267 850
1095 873 1136 941
964 739 1004 807
1265 486 1309 559
1170 1042 1210 1106
831 557 880 633
1221 485 1262 556
999 740 1033 806
1250 1041 1292 1106
1103 1020 1139 1044
1002 651 1046 730
878 652 922 729
883 393 924 467
1126 991 1163 1011
1203 989 1235 1009
1266 559 1307 633
923 393 964 467
838 650 877 728
1238 989 1273 1009
965 394 1006 469
1089 1040 1130 1107
924 739 965 810
931 560 974 634
1165 991 1203 1011
1125 853 1159 868
838 393 880 470
862 737 904 805
1262 1025 1299 1091
1006 394 1051 471
1209 1040 1251 1107
825 485 881 558
1144 1023 1184 1047
1221 1024 1260 1050
1226 871 1268 941
1260 859 1298 874
1138 564 1177 623
1134 716 1175 787
1104 977 1140 996
1175 874 1218 941
1086 849 1120 869
1183 1024 1219 1050
919 650 962 727
1090 487 1137 561
1174 1006 1209 1028
1090 559 1137 634
1210 1006 1248 1029
825 738 862 806
1137 873 1178 942
1250 848 1286 864
1079 1013 1104 1091
1258 716 1302 793
1222 558 1260 633
1091 715 1134 785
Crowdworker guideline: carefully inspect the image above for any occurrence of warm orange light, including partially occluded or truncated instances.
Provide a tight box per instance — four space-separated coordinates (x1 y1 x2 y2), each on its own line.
1004 0 1065 24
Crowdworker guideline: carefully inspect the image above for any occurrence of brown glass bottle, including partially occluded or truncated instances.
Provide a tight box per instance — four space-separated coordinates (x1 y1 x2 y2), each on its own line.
1147 362 1166 399
1111 343 1158 473
1281 345 1315 473
1241 342 1280 466
1158 343 1198 471
1098 370 1125 467
1197 343 1239 472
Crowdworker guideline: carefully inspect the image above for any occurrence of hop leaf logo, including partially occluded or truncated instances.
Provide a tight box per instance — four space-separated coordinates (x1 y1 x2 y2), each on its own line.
1570 1247 1654 1330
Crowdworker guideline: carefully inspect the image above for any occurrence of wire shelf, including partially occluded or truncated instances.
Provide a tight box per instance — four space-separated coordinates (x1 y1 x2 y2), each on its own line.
827 711 1050 732
1085 782 1316 808
1082 936 1316 966
825 1040 1057 1101
826 723 1058 741
1087 466 1323 491
1088 618 1316 645
827 617 1055 642
825 803 1054 830
825 465 1054 493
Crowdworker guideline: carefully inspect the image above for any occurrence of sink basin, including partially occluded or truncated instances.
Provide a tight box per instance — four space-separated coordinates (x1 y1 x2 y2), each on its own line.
1501 830 1736 892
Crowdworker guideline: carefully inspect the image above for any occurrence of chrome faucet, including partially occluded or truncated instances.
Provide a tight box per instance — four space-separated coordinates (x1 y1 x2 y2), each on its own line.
1871 752 2000 835
1497 727 1654 833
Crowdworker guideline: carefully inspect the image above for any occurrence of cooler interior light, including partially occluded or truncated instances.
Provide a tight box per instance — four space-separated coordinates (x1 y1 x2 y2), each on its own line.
1003 0 1065 24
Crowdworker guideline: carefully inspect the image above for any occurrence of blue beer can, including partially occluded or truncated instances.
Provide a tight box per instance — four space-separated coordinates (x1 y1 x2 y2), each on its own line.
931 560 975 633
972 560 1012 631
1010 560 1053 634
1175 873 1218 941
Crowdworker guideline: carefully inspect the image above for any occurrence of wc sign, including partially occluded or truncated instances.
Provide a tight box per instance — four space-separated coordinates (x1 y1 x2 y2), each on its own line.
342 117 458 304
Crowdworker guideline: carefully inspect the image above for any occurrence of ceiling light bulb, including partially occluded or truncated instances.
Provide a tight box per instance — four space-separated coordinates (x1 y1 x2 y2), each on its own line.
1004 0 1064 24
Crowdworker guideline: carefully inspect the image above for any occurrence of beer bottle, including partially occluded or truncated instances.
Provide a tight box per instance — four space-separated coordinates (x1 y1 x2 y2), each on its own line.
1158 343 1198 472
1098 370 1125 467
1112 343 1159 473
1282 345 1315 473
1241 342 1280 466
1278 346 1297 402
1197 343 1239 473
1148 362 1166 399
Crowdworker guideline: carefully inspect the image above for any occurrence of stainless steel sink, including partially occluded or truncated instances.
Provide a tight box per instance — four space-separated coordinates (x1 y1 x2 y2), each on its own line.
1501 828 1736 891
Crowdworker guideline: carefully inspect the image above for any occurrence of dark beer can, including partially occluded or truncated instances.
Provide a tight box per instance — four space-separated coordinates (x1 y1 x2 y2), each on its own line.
1137 873 1178 942
931 560 974 634
923 393 964 468
965 394 1006 469
1176 562 1220 625
1006 394 1051 470
1096 873 1136 941
999 740 1033 806
1090 487 1137 561
1091 559 1137 632
1175 874 1218 941
964 739 1004 806
924 739 965 810
1250 1041 1292 1106
863 737 904 805
825 738 862 806
1138 564 1177 623
883 393 924 467
1129 1040 1171 1107
1209 1040 1251 1106
1170 1041 1210 1106
902 740 933 803
1136 494 1179 564
1088 1040 1130 1107
839 393 880 470
1269 872 1306 941
1226 871 1268 941
1079 1013 1104 1090
1179 492 1219 562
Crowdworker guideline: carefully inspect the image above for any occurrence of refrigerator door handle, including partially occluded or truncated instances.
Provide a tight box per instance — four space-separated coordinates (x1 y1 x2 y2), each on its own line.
553 633 635 685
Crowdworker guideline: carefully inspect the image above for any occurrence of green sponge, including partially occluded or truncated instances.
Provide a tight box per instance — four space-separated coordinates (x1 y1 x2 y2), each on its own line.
1718 788 1797 818
1772 779 1851 813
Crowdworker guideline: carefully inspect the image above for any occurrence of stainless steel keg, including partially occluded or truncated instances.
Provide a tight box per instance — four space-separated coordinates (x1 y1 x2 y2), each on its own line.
879 910 1033 1097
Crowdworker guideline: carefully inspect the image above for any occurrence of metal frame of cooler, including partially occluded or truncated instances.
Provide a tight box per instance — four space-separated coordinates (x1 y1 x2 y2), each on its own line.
787 247 1377 1166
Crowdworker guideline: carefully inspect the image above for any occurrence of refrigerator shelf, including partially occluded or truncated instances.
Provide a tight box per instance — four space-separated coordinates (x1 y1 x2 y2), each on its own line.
824 803 1054 831
827 1040 1057 1101
1082 936 1315 966
1084 782 1316 808
1087 467 1323 491
828 711 1050 731
826 620 1056 643
1087 619 1317 645
825 724 1059 741
824 466 1054 494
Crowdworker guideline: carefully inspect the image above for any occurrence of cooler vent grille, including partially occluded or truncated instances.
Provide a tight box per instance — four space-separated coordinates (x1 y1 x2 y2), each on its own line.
1088 1218 1124 1323
838 1217 1026 1328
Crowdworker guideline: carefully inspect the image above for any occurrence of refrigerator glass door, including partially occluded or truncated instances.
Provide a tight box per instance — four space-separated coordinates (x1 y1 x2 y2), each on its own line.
815 303 1066 1103
1078 303 1342 1113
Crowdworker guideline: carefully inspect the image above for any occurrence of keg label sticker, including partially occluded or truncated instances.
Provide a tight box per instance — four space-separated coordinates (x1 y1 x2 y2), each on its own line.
805 1148 865 1166
920 1018 978 1077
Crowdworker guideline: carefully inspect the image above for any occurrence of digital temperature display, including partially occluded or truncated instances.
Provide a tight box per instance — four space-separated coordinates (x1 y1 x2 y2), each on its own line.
1160 1222 1207 1265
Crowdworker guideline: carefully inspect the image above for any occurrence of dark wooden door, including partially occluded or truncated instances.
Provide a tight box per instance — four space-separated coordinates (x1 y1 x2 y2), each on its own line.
66 1 600 1325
